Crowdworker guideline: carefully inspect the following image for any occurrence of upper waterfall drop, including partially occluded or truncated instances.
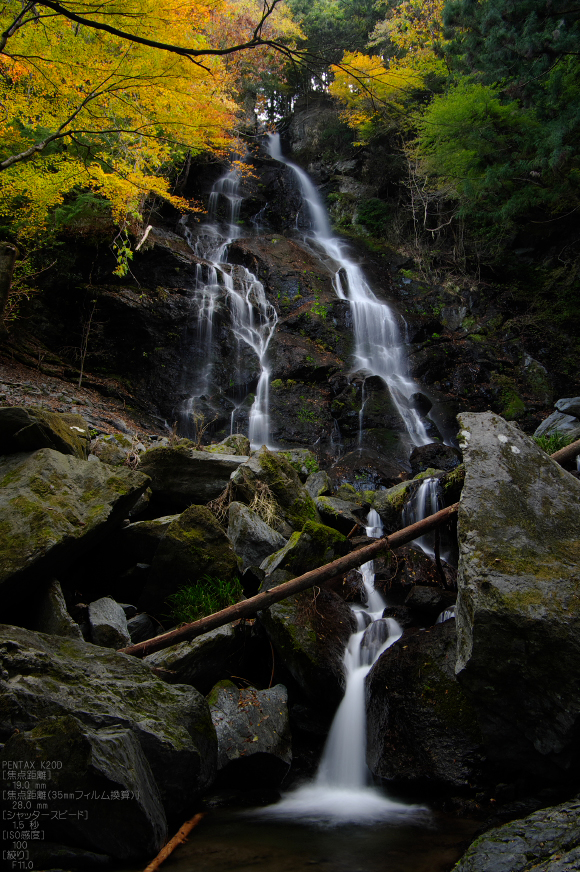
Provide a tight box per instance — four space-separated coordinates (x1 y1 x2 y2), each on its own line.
267 133 431 448
179 167 278 449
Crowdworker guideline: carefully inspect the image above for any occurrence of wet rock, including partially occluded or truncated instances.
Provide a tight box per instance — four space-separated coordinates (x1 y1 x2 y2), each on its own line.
231 446 319 536
305 469 332 498
366 621 485 788
315 495 367 535
454 798 580 872
140 505 239 616
144 624 240 694
139 446 248 513
0 714 167 860
88 596 131 648
34 579 83 639
0 625 217 816
0 448 150 619
373 480 417 530
328 448 409 492
374 544 456 598
227 501 287 572
455 412 580 782
0 406 89 459
208 681 292 787
404 585 456 626
409 442 462 475
382 604 416 629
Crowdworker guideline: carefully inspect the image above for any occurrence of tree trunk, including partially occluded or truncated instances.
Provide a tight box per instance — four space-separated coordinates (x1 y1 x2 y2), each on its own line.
0 243 18 338
119 502 459 659
551 438 580 467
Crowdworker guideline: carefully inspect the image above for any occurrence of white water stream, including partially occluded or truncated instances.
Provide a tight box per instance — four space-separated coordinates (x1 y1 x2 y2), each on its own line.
267 134 431 448
180 170 278 448
260 510 426 825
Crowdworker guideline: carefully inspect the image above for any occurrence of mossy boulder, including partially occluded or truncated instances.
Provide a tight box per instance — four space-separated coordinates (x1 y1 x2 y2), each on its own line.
278 448 319 480
139 446 248 513
372 480 417 530
456 412 580 782
139 505 239 616
305 469 332 498
366 621 485 789
120 514 177 564
260 520 349 577
0 406 89 459
227 501 287 572
0 448 150 619
230 446 319 536
315 495 367 535
0 714 167 860
453 798 580 872
0 625 217 817
207 434 251 456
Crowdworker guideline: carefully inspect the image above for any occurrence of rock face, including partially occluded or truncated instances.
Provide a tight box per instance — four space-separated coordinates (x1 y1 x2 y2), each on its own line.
315 495 367 535
0 448 150 616
366 621 485 788
0 625 217 817
454 798 580 872
455 412 580 781
208 681 292 787
138 446 248 513
0 714 167 860
139 504 239 616
227 501 287 572
0 406 89 458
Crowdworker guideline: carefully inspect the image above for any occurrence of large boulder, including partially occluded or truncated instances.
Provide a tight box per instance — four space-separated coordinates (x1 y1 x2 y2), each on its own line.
0 625 217 817
138 446 248 513
0 406 89 458
139 505 239 616
227 501 287 572
455 412 580 782
143 623 240 694
0 714 167 860
409 442 461 475
0 448 150 618
366 621 485 789
208 681 292 787
206 434 251 456
454 798 580 872
230 446 319 537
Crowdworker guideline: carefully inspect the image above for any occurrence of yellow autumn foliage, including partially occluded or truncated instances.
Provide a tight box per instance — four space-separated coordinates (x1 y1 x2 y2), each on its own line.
0 0 296 247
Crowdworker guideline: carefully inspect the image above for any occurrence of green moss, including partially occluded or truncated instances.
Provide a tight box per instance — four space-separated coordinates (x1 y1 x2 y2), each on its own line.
206 679 237 707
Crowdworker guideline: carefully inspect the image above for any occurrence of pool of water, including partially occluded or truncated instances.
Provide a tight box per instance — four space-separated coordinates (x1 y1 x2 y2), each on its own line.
115 803 479 872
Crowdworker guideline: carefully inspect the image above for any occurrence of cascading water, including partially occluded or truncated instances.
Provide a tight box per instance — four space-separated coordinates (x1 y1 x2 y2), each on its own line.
260 509 426 825
179 168 278 448
267 133 431 448
401 477 443 561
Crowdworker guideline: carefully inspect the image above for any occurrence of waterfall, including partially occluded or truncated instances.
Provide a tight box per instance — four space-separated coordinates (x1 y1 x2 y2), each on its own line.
180 169 278 448
267 134 431 448
401 477 443 561
259 509 426 825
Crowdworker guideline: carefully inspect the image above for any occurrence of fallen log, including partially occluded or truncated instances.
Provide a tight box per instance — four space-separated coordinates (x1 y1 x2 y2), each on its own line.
551 438 580 466
119 501 459 659
143 813 204 872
